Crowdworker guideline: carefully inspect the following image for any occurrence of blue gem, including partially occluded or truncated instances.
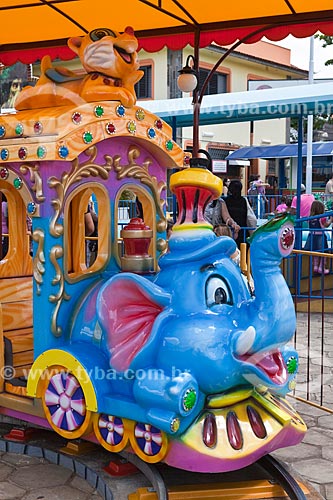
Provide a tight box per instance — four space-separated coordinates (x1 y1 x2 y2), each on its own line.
27 202 36 215
147 127 156 139
0 126 6 138
1 149 9 161
58 145 69 158
116 104 125 117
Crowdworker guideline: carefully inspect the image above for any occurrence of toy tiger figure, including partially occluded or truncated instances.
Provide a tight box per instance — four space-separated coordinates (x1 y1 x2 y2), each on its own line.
15 27 144 110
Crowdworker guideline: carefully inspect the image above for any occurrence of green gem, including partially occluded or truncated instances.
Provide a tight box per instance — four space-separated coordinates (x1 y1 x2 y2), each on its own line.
166 140 173 151
183 388 196 411
94 105 104 117
37 146 46 159
15 123 23 136
83 131 93 144
13 177 23 189
287 356 298 374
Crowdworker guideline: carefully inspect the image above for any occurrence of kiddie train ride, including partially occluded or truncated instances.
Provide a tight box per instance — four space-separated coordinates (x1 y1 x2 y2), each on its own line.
0 26 306 474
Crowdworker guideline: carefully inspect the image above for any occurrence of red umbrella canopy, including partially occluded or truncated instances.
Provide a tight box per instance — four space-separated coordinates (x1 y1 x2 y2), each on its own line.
0 0 333 64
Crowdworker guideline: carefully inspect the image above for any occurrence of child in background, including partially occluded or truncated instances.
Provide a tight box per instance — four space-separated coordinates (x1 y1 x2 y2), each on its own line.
275 196 292 213
304 200 333 274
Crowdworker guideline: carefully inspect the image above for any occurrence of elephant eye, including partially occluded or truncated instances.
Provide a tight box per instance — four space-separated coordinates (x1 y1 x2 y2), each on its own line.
90 28 116 41
206 275 232 307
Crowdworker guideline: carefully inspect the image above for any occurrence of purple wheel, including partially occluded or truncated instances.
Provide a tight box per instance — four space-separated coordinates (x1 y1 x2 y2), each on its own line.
42 368 92 439
93 414 129 452
130 422 168 463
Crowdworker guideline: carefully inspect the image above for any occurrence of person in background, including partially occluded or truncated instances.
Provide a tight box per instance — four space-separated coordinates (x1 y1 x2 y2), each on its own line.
252 174 270 218
275 195 292 214
204 196 240 237
225 180 257 248
213 224 240 265
304 200 333 274
325 173 333 201
85 198 98 266
290 184 315 218
222 178 230 197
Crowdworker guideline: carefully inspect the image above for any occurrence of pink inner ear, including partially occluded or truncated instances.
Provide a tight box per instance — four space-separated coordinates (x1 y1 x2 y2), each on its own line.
98 279 164 371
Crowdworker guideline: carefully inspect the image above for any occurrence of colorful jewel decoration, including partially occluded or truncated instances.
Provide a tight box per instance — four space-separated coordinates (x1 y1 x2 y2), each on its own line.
34 121 43 135
116 104 126 117
13 177 23 190
170 418 180 433
72 112 82 124
18 147 27 160
106 122 116 135
165 139 174 151
127 121 136 134
83 131 93 144
135 108 145 121
286 355 298 374
0 149 9 161
154 119 163 130
147 127 156 139
182 388 196 412
58 145 69 159
37 146 47 159
0 125 6 138
15 123 24 136
0 167 9 179
94 105 104 117
27 202 37 215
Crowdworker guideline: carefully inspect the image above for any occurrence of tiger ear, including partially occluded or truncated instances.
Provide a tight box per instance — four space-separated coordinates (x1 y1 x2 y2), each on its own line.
68 36 83 55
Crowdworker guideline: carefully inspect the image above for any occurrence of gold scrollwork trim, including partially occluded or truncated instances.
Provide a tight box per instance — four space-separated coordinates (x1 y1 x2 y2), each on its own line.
49 245 70 337
48 146 112 237
20 163 45 202
105 145 166 230
32 229 46 296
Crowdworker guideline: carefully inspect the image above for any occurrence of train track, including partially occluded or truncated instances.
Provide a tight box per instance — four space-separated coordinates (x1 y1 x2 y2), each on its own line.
121 451 309 500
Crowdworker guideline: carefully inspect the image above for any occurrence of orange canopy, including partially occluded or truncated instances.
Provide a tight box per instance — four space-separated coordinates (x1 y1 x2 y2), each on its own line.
0 0 333 64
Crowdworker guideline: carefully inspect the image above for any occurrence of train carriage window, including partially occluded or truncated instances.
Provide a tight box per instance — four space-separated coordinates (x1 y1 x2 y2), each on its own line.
65 186 110 280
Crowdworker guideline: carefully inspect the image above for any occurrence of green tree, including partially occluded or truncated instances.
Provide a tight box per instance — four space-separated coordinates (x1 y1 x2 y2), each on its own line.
315 34 333 66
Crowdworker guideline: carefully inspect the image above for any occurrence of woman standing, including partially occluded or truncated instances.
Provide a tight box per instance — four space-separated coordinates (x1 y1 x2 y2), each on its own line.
225 180 257 248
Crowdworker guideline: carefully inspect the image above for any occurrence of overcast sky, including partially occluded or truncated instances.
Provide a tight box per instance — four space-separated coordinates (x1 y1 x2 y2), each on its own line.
269 34 333 79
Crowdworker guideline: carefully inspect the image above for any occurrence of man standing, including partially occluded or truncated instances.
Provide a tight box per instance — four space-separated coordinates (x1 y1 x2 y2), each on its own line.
325 173 333 200
290 184 315 218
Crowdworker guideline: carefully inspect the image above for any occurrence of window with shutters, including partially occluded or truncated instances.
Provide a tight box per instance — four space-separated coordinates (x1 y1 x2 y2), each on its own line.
135 65 152 99
198 69 227 96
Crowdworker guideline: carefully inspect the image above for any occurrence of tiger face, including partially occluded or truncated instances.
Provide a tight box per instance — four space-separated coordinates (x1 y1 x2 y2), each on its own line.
68 27 140 79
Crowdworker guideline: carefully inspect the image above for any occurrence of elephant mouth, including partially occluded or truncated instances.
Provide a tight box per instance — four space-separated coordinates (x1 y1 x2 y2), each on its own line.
239 349 287 385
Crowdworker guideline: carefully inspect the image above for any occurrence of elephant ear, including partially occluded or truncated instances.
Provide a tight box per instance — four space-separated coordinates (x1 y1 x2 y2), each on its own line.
97 274 171 372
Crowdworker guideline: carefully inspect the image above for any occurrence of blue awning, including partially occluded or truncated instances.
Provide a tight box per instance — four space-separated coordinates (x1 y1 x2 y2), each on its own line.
226 141 333 160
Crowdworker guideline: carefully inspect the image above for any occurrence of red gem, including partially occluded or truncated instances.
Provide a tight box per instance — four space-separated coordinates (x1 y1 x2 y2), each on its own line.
34 121 43 134
106 122 116 134
226 411 243 450
18 147 27 160
0 168 8 179
155 119 163 129
91 73 98 80
184 155 191 165
247 405 267 439
103 78 111 86
72 112 82 124
203 413 217 448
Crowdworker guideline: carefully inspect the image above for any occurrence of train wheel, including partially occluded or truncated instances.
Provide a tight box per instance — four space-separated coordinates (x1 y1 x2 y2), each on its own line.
93 413 129 453
130 422 168 463
41 367 92 439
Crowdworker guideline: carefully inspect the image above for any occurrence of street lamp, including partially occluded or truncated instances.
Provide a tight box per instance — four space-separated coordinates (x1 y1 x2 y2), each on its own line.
177 55 198 93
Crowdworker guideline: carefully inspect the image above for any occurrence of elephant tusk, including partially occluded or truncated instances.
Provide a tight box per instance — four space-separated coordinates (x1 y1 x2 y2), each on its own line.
234 326 256 356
